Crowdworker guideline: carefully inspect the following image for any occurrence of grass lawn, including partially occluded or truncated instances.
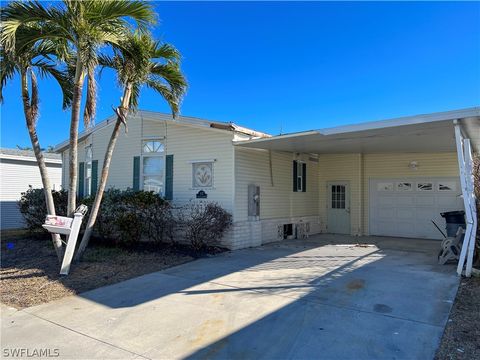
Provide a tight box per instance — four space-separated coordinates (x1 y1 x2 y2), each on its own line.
436 276 480 360
1 231 195 309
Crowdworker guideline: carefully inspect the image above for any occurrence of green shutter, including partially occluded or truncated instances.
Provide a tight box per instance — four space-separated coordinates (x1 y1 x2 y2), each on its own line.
302 163 307 192
78 162 85 199
133 156 140 191
292 160 298 192
165 155 174 200
91 160 98 195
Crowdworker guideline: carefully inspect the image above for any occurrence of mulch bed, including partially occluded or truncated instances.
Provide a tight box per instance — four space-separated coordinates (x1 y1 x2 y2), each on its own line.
0 231 198 309
435 276 480 360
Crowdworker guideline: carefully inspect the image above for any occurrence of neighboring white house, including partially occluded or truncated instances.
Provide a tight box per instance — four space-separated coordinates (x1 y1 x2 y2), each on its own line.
0 148 62 230
55 108 480 250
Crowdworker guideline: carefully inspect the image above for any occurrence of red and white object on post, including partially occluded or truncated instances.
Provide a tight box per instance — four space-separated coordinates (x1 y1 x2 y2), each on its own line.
44 215 73 228
42 205 88 275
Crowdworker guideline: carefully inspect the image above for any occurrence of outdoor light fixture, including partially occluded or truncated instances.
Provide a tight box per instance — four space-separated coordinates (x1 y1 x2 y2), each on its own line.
409 161 418 170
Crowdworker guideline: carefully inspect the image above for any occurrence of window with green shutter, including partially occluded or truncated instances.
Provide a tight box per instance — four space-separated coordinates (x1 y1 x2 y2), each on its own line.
78 162 85 199
91 160 98 195
293 160 306 192
165 155 173 200
133 156 140 191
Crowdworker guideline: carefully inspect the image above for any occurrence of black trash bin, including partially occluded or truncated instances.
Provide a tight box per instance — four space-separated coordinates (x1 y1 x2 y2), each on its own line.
441 211 466 237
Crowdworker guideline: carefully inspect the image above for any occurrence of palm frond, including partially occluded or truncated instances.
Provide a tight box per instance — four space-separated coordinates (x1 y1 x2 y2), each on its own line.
87 0 156 32
152 43 181 62
1 1 68 52
128 82 141 111
146 79 180 117
0 49 18 103
32 59 73 109
150 63 187 98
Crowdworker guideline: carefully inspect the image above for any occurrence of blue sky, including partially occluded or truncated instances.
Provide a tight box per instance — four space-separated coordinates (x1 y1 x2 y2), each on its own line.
1 1 479 148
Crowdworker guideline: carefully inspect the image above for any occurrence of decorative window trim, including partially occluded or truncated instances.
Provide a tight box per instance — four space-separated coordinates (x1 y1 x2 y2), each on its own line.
141 139 165 194
438 182 456 191
377 182 394 191
417 182 433 191
397 182 413 191
192 161 215 189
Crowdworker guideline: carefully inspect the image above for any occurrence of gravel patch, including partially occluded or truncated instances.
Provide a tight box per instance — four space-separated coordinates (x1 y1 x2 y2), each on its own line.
1 232 194 309
435 276 480 360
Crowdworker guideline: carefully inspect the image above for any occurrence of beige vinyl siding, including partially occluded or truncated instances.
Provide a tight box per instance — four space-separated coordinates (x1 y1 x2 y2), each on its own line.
162 121 235 211
234 147 319 222
61 115 235 212
362 152 459 234
317 152 459 236
1 159 62 229
318 154 362 235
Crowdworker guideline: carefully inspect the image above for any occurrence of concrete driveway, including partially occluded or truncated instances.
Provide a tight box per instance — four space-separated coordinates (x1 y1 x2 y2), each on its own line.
1 235 459 359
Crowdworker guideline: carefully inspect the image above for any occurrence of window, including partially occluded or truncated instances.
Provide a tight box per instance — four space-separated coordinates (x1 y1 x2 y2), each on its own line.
293 161 306 192
397 182 412 191
297 162 304 191
417 182 433 191
142 140 164 194
377 182 394 191
331 185 346 209
438 182 456 191
192 162 213 188
85 146 92 196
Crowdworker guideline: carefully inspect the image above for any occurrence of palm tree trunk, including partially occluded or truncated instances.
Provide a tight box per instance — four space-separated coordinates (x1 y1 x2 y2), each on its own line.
67 56 85 215
75 85 132 260
21 70 64 261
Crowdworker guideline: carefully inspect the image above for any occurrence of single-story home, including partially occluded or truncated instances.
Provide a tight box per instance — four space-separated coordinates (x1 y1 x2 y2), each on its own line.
0 148 62 229
55 107 479 250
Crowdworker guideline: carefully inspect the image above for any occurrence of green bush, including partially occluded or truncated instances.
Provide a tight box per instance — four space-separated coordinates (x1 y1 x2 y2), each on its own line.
19 188 232 251
18 188 69 233
82 189 173 244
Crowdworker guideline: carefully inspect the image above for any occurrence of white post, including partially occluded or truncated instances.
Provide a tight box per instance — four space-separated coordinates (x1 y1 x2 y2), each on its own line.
464 139 477 277
60 212 84 275
454 121 476 277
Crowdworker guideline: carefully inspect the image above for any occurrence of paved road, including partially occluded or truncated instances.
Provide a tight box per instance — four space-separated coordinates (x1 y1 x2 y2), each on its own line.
1 235 459 359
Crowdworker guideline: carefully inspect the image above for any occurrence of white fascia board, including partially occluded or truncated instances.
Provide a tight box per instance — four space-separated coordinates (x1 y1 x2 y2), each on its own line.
54 115 116 152
54 110 268 152
233 130 320 146
318 107 480 135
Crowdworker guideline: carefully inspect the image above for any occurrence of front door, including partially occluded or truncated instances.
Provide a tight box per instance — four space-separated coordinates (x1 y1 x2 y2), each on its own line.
327 181 351 234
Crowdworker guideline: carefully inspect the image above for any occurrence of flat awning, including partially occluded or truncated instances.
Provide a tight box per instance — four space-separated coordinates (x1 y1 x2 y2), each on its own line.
235 108 480 154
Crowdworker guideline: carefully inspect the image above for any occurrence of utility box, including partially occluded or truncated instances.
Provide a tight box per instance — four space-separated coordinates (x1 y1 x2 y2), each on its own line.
248 184 260 219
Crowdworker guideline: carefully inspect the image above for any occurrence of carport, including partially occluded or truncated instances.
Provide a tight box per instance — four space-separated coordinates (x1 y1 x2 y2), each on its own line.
236 107 479 276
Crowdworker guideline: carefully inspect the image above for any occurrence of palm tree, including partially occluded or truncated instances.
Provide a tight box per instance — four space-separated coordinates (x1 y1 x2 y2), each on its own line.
0 27 73 261
1 0 156 215
75 33 187 259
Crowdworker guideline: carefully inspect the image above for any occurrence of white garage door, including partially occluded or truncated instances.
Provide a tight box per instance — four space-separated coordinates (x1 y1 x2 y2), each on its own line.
369 178 464 240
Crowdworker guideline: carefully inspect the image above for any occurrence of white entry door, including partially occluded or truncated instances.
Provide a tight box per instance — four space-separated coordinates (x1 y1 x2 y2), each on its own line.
369 178 463 239
327 181 351 234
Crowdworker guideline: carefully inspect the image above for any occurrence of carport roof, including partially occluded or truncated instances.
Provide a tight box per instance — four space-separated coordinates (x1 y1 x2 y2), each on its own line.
235 107 480 154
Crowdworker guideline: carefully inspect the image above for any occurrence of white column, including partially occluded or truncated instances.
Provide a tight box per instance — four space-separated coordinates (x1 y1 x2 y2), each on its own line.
454 121 476 277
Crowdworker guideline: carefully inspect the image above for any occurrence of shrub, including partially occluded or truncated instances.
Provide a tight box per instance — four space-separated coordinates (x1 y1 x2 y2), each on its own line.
18 188 68 233
82 189 173 245
19 188 232 252
181 202 232 251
